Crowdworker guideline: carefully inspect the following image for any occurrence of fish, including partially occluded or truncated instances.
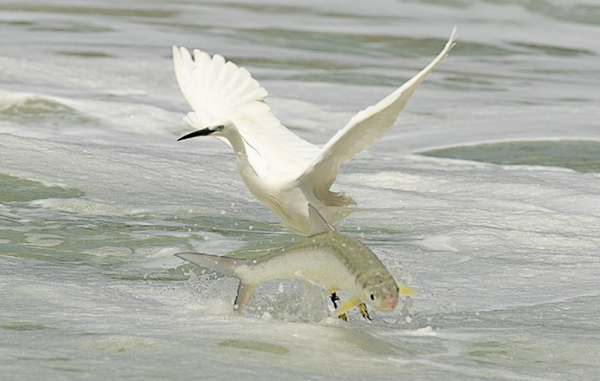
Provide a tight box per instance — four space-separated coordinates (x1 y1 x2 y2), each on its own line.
176 205 415 319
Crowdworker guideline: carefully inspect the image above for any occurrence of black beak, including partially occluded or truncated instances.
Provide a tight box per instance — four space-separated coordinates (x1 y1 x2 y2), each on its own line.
177 128 214 141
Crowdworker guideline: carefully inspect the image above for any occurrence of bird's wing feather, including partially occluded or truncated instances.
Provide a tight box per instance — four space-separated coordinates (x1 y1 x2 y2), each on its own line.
173 47 320 173
300 27 457 192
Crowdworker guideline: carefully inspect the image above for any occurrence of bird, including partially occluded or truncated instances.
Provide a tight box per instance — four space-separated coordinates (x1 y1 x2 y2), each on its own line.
173 27 457 236
176 204 416 319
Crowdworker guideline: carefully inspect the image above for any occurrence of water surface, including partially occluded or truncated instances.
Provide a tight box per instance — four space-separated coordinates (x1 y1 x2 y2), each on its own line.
1 0 600 380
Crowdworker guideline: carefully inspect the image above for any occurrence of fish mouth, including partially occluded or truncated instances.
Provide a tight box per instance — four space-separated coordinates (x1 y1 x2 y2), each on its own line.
177 128 213 141
377 294 398 312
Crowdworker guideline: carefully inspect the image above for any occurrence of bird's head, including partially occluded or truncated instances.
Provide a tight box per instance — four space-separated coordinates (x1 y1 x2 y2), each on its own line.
177 119 235 141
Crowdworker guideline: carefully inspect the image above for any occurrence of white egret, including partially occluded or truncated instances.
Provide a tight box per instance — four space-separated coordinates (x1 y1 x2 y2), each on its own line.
173 27 457 235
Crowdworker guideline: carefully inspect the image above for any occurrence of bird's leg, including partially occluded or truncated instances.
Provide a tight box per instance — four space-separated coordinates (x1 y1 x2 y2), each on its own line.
330 292 347 321
358 303 371 321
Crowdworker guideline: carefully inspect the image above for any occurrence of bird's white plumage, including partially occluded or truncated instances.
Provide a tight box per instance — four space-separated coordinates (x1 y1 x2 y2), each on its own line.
303 28 457 192
173 47 319 172
173 27 457 235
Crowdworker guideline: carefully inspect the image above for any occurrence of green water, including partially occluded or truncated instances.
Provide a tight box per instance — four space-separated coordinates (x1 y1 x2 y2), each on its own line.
419 140 600 173
0 172 294 279
0 96 100 127
0 173 84 202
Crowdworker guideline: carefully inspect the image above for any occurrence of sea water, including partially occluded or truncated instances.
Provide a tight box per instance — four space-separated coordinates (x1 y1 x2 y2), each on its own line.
1 0 600 379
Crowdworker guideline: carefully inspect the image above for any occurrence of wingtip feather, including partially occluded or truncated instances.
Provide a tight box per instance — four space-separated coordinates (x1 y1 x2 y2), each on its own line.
172 46 275 125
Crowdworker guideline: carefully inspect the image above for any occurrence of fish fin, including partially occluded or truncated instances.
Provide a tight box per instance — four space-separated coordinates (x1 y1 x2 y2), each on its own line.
332 295 362 317
176 252 247 276
358 303 371 320
300 280 313 291
326 286 339 295
233 282 257 312
330 292 340 308
308 203 334 236
397 281 417 296
330 292 348 321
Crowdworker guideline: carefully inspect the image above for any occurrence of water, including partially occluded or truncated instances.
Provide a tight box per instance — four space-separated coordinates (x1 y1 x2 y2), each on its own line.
420 140 600 173
1 0 600 379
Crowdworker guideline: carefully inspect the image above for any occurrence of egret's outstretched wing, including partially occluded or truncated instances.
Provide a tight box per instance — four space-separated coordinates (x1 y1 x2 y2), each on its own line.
300 27 457 193
173 47 320 174
173 46 264 128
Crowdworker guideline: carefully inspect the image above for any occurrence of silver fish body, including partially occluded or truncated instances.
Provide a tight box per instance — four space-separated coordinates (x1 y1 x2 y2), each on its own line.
177 205 414 317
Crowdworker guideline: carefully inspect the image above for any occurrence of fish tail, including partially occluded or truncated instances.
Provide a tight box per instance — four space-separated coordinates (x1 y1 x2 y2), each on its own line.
175 252 249 276
176 252 256 312
234 282 256 311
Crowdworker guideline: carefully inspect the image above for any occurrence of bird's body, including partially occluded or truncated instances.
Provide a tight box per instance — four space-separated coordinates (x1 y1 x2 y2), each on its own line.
176 205 415 317
173 28 457 235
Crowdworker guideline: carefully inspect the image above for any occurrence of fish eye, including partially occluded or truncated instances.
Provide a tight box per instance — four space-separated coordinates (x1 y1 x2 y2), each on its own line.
370 291 378 301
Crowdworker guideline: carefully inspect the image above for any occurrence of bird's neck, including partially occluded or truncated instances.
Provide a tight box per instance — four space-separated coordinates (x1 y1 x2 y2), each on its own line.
225 132 258 178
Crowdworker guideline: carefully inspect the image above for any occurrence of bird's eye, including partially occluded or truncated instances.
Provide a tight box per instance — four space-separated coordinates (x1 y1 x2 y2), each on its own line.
370 293 375 301
216 125 225 131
